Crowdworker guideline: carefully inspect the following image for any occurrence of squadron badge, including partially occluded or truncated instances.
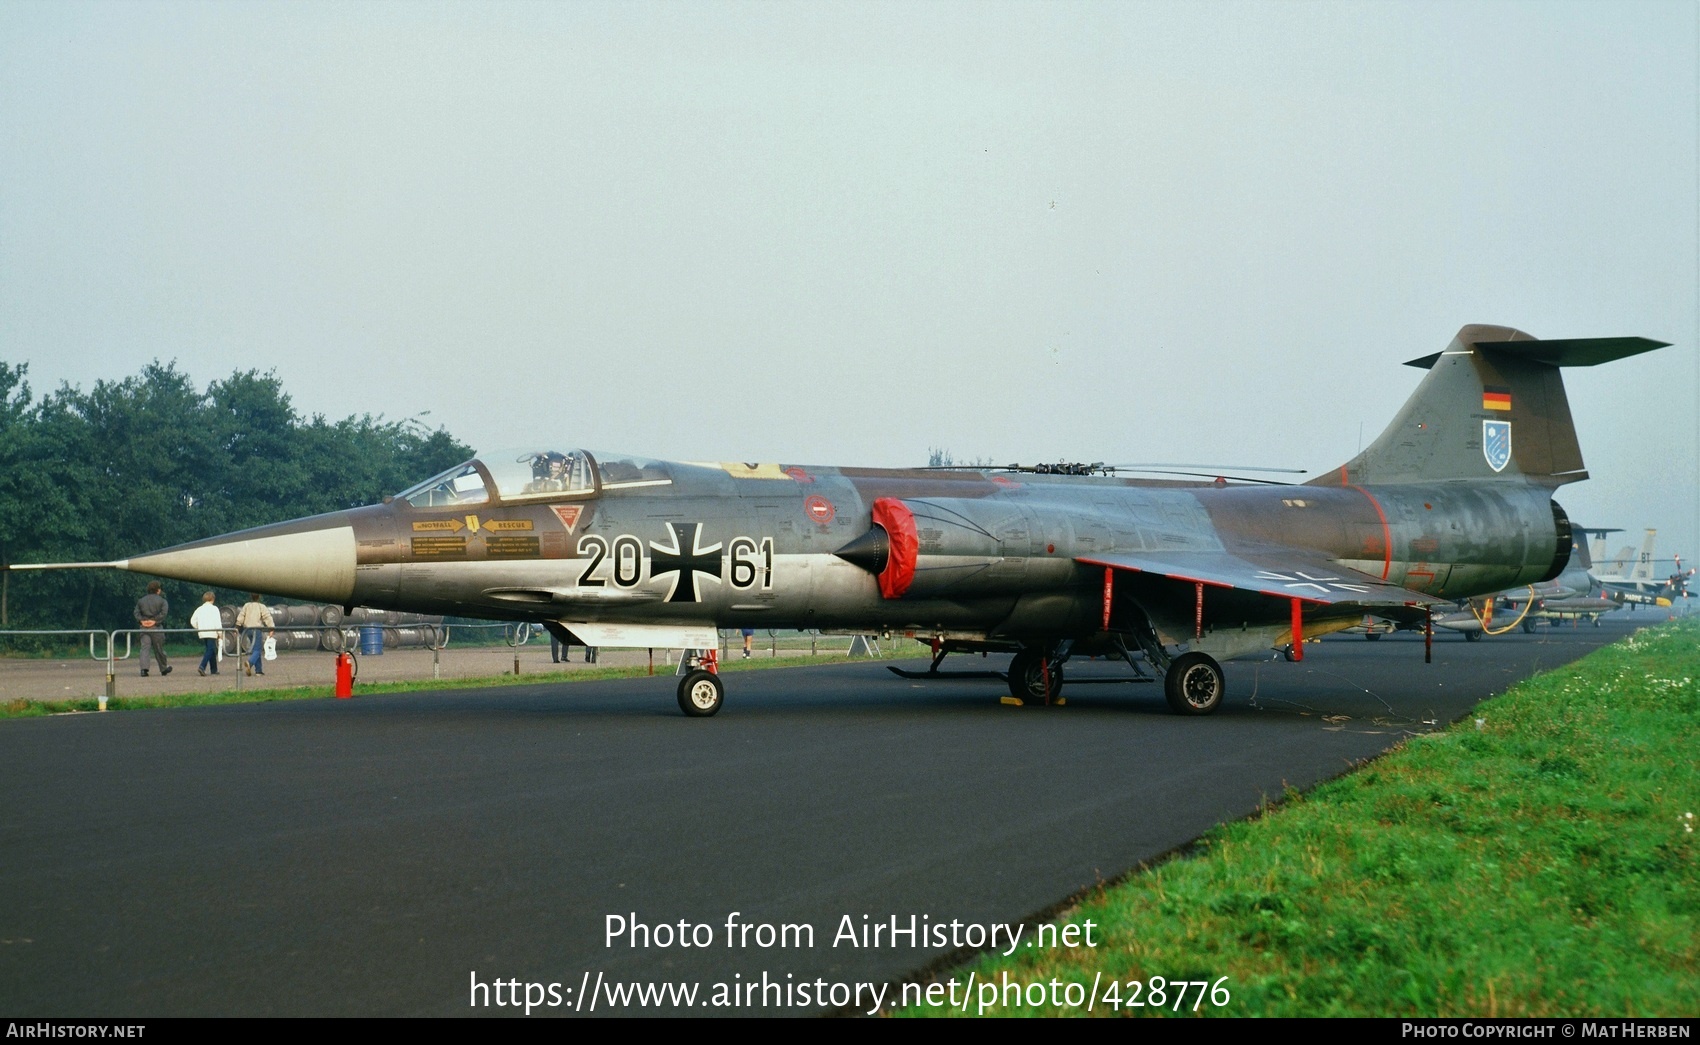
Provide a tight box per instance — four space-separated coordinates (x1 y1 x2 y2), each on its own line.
1482 420 1512 473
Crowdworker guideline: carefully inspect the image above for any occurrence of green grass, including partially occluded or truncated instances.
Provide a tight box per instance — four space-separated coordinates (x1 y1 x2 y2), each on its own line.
896 619 1700 1017
0 650 889 717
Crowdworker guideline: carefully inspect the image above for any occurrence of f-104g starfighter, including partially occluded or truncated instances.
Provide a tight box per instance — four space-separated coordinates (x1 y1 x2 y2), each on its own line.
18 324 1669 717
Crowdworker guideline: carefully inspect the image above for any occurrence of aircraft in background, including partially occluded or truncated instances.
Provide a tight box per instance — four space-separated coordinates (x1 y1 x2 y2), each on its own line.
1484 532 1624 631
1603 560 1693 610
1588 527 1663 587
15 324 1669 716
1587 528 1693 610
1584 527 1632 579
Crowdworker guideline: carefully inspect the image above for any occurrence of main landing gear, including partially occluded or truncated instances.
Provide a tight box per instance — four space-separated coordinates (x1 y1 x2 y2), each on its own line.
1126 619 1226 716
998 636 1227 716
1162 652 1225 716
1006 648 1065 705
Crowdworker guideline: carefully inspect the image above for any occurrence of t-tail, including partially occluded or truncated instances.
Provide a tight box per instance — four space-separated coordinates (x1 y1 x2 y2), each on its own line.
1314 324 1669 487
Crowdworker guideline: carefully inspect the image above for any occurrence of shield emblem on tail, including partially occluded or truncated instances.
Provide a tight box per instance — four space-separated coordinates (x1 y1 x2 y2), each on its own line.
1483 420 1512 473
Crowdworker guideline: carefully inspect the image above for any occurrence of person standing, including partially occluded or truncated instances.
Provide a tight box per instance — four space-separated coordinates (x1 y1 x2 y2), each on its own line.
190 591 223 676
234 594 275 676
134 581 172 677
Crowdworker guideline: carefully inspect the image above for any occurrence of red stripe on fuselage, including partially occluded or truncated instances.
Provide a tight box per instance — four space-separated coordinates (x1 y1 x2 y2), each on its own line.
1343 484 1393 581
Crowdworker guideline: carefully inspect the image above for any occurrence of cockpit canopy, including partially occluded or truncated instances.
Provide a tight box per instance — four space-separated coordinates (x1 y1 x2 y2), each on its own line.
496 449 596 499
397 448 672 508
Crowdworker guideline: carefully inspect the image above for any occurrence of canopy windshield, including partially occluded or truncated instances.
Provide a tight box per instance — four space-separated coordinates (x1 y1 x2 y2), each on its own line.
398 461 489 508
484 449 597 500
401 449 674 506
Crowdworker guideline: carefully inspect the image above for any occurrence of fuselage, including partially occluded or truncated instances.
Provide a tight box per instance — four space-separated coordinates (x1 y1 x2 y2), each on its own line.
125 450 1568 645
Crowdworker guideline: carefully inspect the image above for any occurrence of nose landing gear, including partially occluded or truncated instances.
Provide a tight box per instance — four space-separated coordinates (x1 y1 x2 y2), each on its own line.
676 648 723 716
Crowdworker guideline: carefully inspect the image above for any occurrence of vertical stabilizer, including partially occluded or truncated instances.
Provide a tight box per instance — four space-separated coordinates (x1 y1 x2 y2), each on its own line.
1312 325 1668 487
1630 529 1658 583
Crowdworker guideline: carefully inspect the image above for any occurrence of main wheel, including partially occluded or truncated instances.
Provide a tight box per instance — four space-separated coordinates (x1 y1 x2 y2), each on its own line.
676 670 724 717
1521 619 1536 634
1006 649 1063 703
1364 631 1381 642
1464 629 1482 642
1164 652 1225 715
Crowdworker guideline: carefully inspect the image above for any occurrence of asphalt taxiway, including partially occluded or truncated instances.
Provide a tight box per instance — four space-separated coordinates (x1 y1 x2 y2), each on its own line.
0 618 1648 1015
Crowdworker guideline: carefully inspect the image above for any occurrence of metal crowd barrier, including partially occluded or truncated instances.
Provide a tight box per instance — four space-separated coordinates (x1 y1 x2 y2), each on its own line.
0 624 881 706
0 627 239 704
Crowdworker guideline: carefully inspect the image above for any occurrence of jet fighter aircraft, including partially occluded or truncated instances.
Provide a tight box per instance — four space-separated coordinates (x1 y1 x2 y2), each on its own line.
16 324 1669 716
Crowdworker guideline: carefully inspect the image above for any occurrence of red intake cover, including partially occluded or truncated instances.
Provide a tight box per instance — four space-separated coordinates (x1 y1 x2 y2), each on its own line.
871 497 917 599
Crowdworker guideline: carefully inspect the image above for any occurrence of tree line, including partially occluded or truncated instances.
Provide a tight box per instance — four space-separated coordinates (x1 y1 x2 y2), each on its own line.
0 360 471 630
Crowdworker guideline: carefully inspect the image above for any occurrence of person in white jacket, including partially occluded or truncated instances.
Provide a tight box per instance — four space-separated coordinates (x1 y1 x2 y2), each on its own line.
190 591 224 676
234 594 276 677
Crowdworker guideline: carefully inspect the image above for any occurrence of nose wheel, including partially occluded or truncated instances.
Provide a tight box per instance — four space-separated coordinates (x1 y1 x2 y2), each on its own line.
677 670 724 717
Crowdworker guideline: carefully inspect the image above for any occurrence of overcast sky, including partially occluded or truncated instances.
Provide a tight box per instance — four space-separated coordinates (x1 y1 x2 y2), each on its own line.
3 1 1695 565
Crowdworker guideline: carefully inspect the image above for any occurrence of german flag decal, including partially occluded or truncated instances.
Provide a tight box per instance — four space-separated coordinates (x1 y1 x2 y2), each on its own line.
1482 386 1512 412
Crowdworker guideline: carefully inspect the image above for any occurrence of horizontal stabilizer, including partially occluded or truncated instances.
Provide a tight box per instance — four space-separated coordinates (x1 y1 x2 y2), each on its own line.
1405 336 1669 370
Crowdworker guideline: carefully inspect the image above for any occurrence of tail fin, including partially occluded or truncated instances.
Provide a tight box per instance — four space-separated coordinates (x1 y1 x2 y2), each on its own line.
1629 528 1658 582
1313 324 1668 487
1609 544 1636 575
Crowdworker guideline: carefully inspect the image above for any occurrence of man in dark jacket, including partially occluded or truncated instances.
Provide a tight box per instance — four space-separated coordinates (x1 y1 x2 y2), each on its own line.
135 581 172 677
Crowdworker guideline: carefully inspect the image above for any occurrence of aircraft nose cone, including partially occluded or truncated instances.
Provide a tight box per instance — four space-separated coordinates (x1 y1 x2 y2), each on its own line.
126 516 358 604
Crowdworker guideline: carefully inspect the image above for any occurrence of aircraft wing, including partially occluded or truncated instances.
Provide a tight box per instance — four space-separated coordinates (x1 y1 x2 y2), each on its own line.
1076 549 1445 609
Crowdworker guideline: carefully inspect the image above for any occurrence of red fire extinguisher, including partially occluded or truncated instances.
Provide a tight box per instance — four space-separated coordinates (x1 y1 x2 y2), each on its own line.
335 651 355 699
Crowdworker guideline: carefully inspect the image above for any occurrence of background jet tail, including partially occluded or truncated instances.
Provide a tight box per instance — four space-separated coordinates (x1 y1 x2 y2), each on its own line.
1312 324 1668 487
1571 532 1594 572
1628 528 1659 583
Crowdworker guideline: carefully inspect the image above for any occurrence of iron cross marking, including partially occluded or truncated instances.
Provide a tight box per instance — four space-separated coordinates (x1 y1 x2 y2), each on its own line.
649 522 724 603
